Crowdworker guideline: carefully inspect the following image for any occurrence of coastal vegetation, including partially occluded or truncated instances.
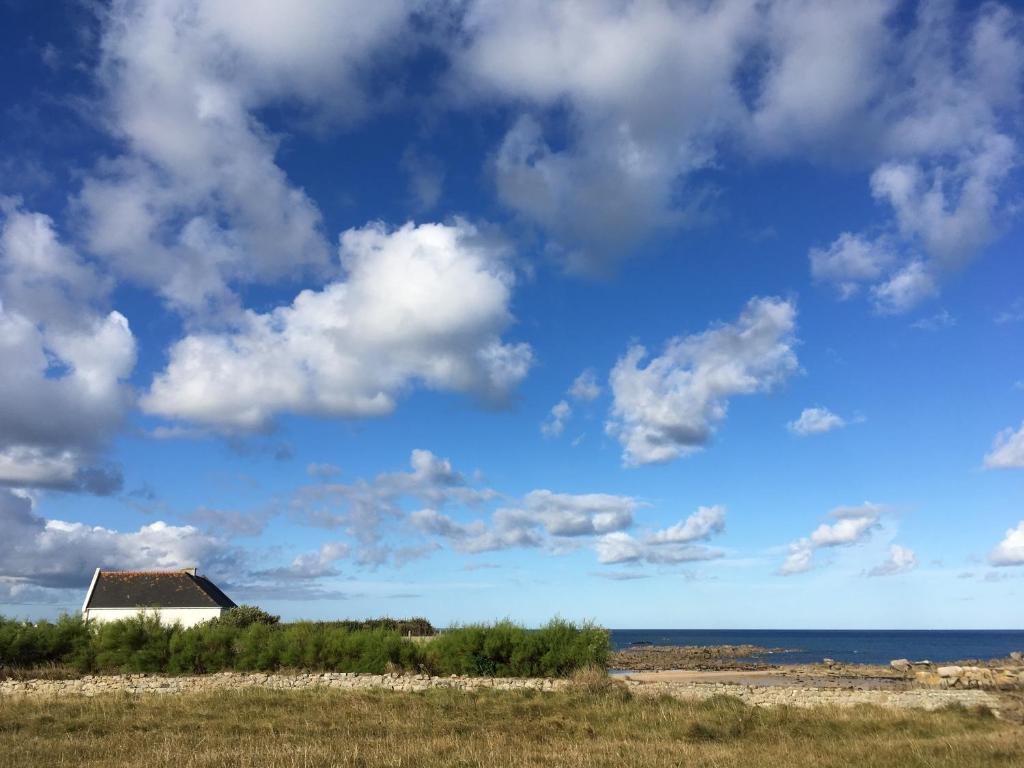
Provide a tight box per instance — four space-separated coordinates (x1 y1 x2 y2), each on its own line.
1 684 1019 768
0 613 608 678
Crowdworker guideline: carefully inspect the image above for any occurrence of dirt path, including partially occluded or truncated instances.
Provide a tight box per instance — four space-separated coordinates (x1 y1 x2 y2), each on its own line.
613 669 910 690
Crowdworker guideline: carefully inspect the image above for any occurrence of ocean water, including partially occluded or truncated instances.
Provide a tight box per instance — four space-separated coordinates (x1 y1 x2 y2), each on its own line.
609 629 1024 665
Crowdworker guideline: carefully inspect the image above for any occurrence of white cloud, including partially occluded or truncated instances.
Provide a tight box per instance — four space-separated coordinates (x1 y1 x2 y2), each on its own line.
870 261 939 315
455 0 755 273
990 521 1024 566
0 489 232 591
869 137 1015 273
779 502 883 575
809 233 896 299
984 422 1024 469
595 504 726 565
143 220 532 429
413 489 641 555
809 515 878 547
647 505 726 544
0 202 136 492
787 407 846 436
76 0 411 316
749 0 893 156
452 0 1021 289
779 540 815 576
607 296 798 465
521 490 639 536
288 449 498 566
811 2 1022 312
541 369 603 439
868 544 918 576
541 400 571 438
410 508 542 554
254 541 350 580
569 369 602 401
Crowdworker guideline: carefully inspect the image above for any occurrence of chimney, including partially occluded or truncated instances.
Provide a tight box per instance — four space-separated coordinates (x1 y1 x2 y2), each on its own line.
182 567 198 576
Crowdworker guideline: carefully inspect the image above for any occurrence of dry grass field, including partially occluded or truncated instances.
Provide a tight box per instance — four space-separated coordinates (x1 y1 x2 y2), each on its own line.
1 683 1021 768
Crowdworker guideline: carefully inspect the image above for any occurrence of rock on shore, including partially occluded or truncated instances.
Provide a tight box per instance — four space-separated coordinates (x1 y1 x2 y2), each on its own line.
611 644 786 671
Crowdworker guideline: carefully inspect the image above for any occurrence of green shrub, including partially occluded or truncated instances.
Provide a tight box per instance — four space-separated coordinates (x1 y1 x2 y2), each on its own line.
90 613 175 673
167 621 239 673
0 613 604 678
424 619 609 677
210 605 280 629
0 614 92 668
313 617 435 636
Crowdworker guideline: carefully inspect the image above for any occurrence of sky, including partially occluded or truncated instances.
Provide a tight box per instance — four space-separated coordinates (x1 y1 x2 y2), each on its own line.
1 0 1023 629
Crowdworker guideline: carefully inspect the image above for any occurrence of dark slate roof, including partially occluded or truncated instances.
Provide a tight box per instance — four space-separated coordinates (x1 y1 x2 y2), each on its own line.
86 571 237 609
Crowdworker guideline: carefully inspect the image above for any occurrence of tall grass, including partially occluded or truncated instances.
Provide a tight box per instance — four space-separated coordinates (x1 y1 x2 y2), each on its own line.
0 613 608 677
1 686 1018 768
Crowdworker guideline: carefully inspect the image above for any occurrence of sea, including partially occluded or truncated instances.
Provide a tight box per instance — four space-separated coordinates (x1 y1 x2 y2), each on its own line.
608 629 1024 666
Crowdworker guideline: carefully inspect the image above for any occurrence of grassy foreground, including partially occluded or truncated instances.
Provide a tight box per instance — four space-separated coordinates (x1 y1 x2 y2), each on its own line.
1 685 1021 768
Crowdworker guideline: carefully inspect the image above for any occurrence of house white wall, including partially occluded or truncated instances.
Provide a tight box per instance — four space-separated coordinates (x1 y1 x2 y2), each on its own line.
83 607 226 628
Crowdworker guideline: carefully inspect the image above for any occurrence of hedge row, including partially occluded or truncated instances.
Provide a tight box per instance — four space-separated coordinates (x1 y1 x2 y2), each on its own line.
0 612 608 677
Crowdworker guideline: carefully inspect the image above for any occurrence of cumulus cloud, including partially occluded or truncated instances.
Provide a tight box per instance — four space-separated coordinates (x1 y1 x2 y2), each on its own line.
77 0 412 316
595 505 726 565
749 0 893 155
0 489 233 594
647 505 726 544
869 260 939 315
808 2 1023 313
253 541 350 580
451 0 1022 289
990 521 1024 566
288 449 497 566
541 369 604 439
868 544 918 576
607 297 798 465
410 508 543 554
779 502 883 575
569 369 602 401
809 233 896 299
541 400 572 438
0 201 136 492
984 422 1024 469
454 0 755 273
787 407 846 436
143 220 532 429
413 490 641 555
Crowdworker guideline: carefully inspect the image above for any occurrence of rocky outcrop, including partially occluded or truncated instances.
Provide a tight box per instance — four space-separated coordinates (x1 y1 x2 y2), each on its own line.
914 665 1024 690
610 644 786 671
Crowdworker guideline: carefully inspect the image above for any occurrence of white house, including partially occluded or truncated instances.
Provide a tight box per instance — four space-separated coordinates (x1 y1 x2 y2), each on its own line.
81 568 237 628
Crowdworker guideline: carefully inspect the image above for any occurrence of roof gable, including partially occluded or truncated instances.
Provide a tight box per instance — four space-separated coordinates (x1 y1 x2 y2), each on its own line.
85 571 237 610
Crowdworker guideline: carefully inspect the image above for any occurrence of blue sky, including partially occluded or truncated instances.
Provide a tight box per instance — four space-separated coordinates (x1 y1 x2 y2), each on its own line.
1 0 1023 628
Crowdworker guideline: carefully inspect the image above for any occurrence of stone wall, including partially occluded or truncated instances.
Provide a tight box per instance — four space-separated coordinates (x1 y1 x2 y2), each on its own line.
0 672 1002 712
0 672 564 698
